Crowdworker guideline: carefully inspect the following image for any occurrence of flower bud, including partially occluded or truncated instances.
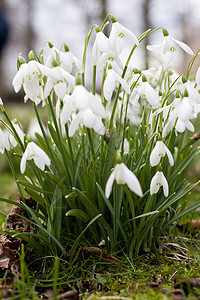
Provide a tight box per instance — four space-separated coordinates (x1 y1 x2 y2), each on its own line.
182 76 187 83
110 15 117 23
183 88 188 97
64 44 69 52
17 54 26 69
95 25 101 33
48 41 54 48
115 151 122 164
142 74 147 82
162 28 169 37
28 50 35 61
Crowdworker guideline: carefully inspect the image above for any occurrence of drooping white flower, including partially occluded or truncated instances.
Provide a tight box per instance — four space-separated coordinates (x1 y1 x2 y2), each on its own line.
150 171 169 197
44 66 75 99
103 69 130 101
109 21 139 55
12 60 57 102
105 163 143 198
92 31 110 65
0 129 10 153
150 141 174 167
46 46 81 73
147 34 193 66
139 81 160 108
60 85 106 126
20 141 51 174
162 96 196 137
68 108 105 137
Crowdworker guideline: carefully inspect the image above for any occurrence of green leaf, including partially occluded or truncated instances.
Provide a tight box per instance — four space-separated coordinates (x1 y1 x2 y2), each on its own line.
66 209 89 223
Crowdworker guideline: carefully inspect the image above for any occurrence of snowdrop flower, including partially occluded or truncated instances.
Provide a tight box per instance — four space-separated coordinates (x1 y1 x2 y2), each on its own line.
103 68 130 101
20 141 51 174
0 129 10 153
44 66 75 99
162 96 196 137
12 60 57 102
105 163 143 198
147 29 193 66
150 141 174 167
150 171 169 197
60 85 106 125
92 30 110 65
46 46 81 73
9 122 25 147
69 108 105 137
109 19 139 55
139 81 160 108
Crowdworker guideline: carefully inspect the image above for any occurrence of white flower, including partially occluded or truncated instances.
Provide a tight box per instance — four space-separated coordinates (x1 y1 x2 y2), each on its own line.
0 129 10 153
44 66 75 99
150 141 174 167
150 171 169 197
103 69 130 101
20 141 51 174
139 81 160 108
105 163 143 198
9 122 24 147
109 21 139 55
147 35 193 66
12 60 57 102
92 31 110 65
68 108 105 137
161 95 200 137
60 85 106 125
46 47 81 73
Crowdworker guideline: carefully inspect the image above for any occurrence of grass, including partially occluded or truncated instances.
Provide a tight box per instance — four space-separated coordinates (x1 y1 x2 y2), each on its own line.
1 103 200 299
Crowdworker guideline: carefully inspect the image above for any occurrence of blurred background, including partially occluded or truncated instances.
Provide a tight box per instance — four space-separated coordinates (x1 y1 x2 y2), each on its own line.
0 0 200 102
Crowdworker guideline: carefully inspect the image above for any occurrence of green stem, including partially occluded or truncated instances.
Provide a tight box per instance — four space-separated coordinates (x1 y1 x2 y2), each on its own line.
5 149 24 201
92 65 96 95
2 109 25 151
47 96 72 185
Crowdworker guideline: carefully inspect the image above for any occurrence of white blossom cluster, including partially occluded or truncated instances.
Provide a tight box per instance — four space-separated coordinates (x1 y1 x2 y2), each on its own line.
2 17 199 200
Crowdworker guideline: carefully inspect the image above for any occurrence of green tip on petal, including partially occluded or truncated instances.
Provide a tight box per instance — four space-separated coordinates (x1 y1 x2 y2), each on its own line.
110 15 117 23
28 50 35 61
159 91 162 96
162 28 169 37
108 63 112 70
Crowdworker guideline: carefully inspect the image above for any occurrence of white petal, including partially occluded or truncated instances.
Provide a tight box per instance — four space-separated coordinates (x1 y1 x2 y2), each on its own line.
171 37 194 55
54 82 66 99
165 147 174 166
122 164 143 197
150 173 161 195
60 95 74 125
20 152 28 174
68 113 81 137
105 170 116 198
146 44 162 52
150 142 162 167
160 172 169 197
23 76 39 100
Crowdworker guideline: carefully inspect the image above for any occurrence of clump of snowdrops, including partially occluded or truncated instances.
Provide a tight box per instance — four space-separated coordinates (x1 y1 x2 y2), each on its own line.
1 15 200 257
